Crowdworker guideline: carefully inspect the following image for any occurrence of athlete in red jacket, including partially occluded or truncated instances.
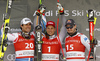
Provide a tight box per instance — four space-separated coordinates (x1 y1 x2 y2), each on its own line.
0 3 47 61
33 3 66 61
65 19 90 61
1 18 35 61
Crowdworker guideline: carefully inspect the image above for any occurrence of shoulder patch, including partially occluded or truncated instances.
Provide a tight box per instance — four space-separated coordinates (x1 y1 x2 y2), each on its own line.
84 37 88 41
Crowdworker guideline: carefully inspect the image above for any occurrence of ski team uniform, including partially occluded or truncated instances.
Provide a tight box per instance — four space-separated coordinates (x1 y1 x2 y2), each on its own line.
5 32 35 61
33 14 67 61
65 32 90 61
42 35 61 61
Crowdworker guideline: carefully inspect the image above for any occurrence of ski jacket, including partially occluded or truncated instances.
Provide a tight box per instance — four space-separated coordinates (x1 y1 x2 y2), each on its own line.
65 32 90 61
33 14 67 61
13 32 35 59
42 35 60 61
0 27 35 61
33 14 67 44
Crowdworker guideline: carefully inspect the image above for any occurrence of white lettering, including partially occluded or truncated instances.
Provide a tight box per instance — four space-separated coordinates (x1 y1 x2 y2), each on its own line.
72 10 84 16
64 10 69 16
45 11 52 16
37 32 40 41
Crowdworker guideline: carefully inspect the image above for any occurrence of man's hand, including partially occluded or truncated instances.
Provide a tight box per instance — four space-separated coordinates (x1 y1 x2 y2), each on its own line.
57 3 64 15
36 4 46 16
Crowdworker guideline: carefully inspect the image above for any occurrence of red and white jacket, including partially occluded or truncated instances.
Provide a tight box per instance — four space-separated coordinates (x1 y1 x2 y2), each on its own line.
65 32 90 61
42 35 60 61
6 32 35 58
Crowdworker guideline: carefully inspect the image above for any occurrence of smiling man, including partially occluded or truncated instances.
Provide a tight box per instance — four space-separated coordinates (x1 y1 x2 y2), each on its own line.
1 18 35 61
46 21 56 36
65 19 90 61
35 3 66 61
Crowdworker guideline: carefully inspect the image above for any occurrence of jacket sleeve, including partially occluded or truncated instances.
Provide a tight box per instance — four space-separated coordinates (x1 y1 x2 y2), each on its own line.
33 14 46 32
59 14 67 44
81 34 90 51
33 15 40 31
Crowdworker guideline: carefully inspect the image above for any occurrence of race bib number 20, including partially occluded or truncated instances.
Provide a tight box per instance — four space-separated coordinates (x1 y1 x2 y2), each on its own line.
25 43 34 49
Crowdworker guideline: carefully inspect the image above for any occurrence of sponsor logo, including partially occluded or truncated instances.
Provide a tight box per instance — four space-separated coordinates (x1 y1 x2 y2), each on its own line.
42 54 59 60
44 41 59 45
86 28 100 31
7 54 15 61
65 40 80 43
33 10 100 17
67 20 72 23
10 28 21 32
37 32 40 41
48 22 53 24
90 23 93 36
36 32 41 52
84 37 88 42
19 38 34 42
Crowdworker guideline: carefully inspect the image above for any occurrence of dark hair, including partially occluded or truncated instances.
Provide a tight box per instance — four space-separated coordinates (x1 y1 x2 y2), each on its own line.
20 24 23 30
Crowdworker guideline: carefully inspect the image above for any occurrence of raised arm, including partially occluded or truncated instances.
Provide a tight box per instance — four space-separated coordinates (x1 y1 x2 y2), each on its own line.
57 3 67 44
0 24 18 41
59 14 67 44
33 15 40 31
33 4 46 33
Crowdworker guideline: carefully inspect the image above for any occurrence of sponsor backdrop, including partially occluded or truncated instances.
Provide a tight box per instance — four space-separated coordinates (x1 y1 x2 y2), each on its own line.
0 0 100 61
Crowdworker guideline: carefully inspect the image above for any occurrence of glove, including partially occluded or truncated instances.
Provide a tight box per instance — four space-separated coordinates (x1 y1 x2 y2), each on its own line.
3 39 8 47
57 3 64 15
36 4 46 16
5 26 10 30
93 38 97 45
1 23 10 33
4 26 10 34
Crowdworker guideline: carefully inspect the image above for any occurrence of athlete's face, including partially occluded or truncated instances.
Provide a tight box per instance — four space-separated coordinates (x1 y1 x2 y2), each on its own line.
21 23 31 33
46 25 56 36
66 25 76 35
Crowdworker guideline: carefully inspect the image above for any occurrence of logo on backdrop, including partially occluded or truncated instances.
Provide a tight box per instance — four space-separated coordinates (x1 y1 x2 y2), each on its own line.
7 54 15 61
86 28 100 31
10 28 21 32
33 10 100 17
